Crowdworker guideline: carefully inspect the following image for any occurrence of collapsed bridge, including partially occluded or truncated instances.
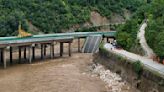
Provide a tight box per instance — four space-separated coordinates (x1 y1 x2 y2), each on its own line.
0 31 116 68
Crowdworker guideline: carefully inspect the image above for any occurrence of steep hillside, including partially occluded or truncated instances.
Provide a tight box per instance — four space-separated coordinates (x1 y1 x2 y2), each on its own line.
0 0 145 36
116 0 164 61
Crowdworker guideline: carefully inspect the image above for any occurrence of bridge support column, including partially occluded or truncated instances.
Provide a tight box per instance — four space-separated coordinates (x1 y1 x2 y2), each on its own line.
78 38 81 52
60 42 63 57
28 46 32 64
41 44 44 59
44 44 46 56
106 37 109 43
24 47 27 60
50 43 54 58
10 47 13 64
0 49 2 63
102 36 105 42
1 48 7 69
52 43 55 58
68 42 72 57
18 46 22 63
50 44 52 58
32 46 35 60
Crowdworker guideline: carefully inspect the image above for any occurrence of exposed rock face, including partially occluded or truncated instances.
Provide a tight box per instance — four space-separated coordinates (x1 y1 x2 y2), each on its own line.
28 21 43 34
61 11 127 32
90 11 110 26
110 13 125 24
61 22 92 32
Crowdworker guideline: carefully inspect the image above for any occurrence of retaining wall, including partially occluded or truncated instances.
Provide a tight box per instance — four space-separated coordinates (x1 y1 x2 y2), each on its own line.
93 48 164 92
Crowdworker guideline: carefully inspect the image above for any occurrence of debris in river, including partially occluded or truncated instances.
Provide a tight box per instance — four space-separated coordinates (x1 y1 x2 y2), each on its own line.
89 63 137 92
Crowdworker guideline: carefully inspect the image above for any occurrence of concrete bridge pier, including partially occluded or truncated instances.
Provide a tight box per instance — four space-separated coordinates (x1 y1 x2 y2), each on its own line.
28 46 32 64
24 47 27 60
0 48 7 68
32 45 35 60
41 44 44 59
3 48 7 68
104 36 116 43
50 43 55 58
60 42 72 57
18 45 33 64
0 49 3 63
18 46 27 63
18 46 22 63
44 44 47 57
10 47 13 64
60 42 63 57
68 42 72 57
40 43 54 59
78 38 81 52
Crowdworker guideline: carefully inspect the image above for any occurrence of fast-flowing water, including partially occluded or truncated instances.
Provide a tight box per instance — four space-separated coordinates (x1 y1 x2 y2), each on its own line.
0 53 139 92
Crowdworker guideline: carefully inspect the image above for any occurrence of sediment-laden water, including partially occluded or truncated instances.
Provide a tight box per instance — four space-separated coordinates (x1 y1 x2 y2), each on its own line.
0 53 139 92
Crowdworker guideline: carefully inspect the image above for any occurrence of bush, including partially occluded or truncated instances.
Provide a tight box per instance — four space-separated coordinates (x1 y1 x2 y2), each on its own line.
133 61 143 75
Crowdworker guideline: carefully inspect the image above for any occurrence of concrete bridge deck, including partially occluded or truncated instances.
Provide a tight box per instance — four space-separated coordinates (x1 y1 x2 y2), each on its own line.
0 31 116 69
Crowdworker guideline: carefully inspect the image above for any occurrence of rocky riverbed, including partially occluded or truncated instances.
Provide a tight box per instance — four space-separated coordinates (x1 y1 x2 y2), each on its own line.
88 63 140 92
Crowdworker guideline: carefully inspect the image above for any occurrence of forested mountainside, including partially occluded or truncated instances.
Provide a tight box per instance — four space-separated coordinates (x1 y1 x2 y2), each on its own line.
116 0 164 59
0 0 145 36
0 0 163 59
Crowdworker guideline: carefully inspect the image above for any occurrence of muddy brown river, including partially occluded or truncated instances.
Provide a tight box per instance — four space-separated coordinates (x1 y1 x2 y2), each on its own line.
0 52 139 92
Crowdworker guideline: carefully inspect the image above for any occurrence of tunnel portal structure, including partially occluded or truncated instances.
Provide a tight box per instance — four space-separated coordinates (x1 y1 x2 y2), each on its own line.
0 31 116 68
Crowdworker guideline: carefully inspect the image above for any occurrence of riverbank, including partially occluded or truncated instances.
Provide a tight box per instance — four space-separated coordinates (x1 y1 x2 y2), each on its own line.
95 44 164 92
0 52 139 92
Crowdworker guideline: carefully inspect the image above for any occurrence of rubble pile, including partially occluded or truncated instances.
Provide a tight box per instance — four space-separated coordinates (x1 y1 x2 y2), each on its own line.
89 63 135 92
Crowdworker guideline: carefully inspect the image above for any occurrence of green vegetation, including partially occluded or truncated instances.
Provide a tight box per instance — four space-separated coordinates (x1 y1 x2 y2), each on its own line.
99 42 109 57
0 0 145 37
133 60 143 75
1 0 163 59
117 0 164 59
145 0 164 59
